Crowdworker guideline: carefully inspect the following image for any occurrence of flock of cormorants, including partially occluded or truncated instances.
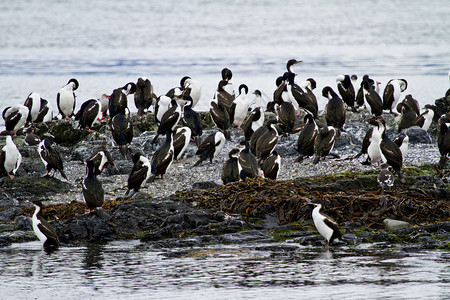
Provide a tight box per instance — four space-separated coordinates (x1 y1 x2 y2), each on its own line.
1 59 449 250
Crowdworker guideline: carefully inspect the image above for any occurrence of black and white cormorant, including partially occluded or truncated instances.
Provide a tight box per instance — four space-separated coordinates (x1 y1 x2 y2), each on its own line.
210 98 231 141
82 160 105 213
134 77 156 116
229 84 250 129
362 75 383 117
393 133 409 159
242 106 264 141
182 95 203 146
353 127 374 165
108 82 136 119
221 148 242 184
313 126 337 165
369 117 405 183
87 141 117 175
193 131 226 167
285 59 309 112
261 151 281 180
296 113 319 162
173 126 192 160
383 79 407 115
148 131 174 182
2 104 29 136
397 102 418 133
414 106 434 132
310 202 342 246
238 140 259 180
151 99 182 144
180 76 202 108
255 119 279 161
75 99 102 131
336 74 357 112
31 200 60 252
396 94 420 116
126 153 151 196
220 68 235 98
57 78 79 119
111 110 133 159
437 114 450 167
0 135 22 179
323 86 346 137
24 92 41 124
155 95 172 126
300 78 319 118
38 138 67 179
213 80 235 113
34 98 53 123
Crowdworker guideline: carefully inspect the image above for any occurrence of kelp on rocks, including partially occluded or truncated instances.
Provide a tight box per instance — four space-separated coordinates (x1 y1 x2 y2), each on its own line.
174 172 450 228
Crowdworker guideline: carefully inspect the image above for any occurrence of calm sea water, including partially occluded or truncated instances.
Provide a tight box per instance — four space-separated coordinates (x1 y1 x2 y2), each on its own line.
1 1 449 298
0 240 449 300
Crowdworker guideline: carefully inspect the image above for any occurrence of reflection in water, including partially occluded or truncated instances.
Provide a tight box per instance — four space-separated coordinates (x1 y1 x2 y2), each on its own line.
1 241 449 299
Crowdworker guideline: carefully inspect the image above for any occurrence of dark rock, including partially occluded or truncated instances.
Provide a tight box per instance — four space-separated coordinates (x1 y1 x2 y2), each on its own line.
14 216 33 231
0 176 72 202
405 127 433 144
50 119 83 146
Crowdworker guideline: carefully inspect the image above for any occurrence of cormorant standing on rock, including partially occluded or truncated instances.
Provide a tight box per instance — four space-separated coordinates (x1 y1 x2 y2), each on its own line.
57 78 79 119
193 131 226 167
0 135 22 179
383 79 407 115
109 82 136 119
75 99 102 131
336 74 356 112
313 126 337 165
210 98 231 141
126 153 151 196
134 77 156 116
148 131 175 182
261 151 281 180
296 113 319 162
82 160 105 215
310 202 342 246
221 148 242 184
38 138 67 179
323 86 346 138
111 110 133 159
238 140 259 180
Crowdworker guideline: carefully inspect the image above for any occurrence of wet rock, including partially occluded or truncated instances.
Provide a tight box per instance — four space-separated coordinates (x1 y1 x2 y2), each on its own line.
218 230 269 244
50 119 83 146
384 218 410 231
14 216 33 231
342 233 357 244
405 127 433 144
0 176 72 202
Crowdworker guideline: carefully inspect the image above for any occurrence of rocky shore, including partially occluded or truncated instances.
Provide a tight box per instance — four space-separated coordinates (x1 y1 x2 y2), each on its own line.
0 96 449 251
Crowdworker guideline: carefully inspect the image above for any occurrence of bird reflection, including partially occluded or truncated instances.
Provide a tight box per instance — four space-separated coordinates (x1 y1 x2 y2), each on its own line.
83 243 105 270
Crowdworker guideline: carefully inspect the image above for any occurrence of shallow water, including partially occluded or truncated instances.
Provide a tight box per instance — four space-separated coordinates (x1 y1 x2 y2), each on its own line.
1 240 449 299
